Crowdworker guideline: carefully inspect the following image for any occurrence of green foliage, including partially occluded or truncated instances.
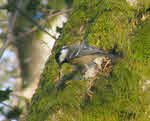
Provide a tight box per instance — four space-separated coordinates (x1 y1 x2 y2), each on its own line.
130 20 150 80
6 106 22 120
65 0 74 7
0 89 22 120
26 0 41 15
47 0 67 10
28 0 150 121
0 88 12 103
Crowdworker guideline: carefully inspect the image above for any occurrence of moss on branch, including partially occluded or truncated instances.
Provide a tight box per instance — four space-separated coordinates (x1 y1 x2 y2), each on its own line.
27 0 150 121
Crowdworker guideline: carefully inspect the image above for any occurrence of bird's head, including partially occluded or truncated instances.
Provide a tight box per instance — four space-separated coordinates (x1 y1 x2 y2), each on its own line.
55 46 69 67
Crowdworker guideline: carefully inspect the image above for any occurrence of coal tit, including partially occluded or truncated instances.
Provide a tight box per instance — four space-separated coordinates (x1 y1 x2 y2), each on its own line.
55 45 111 67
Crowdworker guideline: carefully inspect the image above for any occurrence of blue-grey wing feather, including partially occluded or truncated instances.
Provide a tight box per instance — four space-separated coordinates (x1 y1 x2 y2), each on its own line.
67 45 121 62
70 46 108 59
78 46 107 56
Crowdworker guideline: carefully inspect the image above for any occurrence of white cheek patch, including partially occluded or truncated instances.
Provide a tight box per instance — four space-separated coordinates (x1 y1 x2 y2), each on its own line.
59 49 68 63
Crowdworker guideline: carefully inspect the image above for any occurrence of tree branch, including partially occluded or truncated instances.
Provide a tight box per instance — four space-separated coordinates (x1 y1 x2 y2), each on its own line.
0 0 22 59
0 102 14 109
0 5 7 9
17 9 72 40
15 7 58 40
0 7 72 58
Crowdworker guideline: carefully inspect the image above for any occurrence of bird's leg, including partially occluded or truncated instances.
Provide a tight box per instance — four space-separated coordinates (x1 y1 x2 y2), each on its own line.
59 69 63 80
54 69 64 89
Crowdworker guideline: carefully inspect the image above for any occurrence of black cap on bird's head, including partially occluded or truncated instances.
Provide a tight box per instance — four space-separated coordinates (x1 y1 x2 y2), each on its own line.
55 46 69 67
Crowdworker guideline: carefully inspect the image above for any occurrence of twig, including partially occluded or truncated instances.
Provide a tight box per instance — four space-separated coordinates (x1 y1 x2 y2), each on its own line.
0 39 11 59
17 9 72 40
10 93 29 102
0 102 14 109
0 0 23 59
0 5 7 9
0 8 72 58
16 7 58 40
47 9 72 19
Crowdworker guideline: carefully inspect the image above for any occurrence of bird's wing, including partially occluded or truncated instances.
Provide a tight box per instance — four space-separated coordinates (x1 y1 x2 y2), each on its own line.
68 45 121 63
76 46 108 58
68 46 80 60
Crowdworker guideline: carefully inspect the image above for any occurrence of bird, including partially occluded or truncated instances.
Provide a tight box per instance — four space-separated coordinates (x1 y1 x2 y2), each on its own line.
55 44 121 95
54 42 122 96
55 44 120 68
